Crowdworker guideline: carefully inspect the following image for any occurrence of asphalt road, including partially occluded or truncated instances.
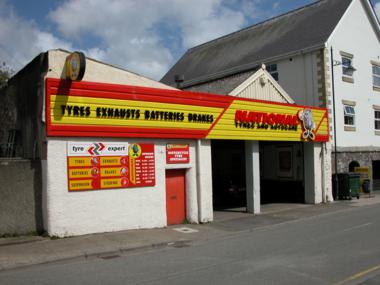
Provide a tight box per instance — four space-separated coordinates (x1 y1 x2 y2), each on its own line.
1 203 380 285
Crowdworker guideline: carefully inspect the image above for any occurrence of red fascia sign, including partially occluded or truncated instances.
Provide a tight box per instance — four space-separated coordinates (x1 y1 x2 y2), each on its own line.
166 144 190 164
46 78 329 142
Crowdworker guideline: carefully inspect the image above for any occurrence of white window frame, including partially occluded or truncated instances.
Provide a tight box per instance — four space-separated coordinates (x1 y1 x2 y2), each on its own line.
342 56 353 78
343 105 355 126
373 64 380 89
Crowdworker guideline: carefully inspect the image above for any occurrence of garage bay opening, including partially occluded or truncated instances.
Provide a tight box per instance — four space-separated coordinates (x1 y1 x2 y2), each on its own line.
211 140 246 211
259 142 305 204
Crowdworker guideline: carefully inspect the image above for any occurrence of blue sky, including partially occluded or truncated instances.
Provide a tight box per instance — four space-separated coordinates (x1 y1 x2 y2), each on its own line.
0 0 379 80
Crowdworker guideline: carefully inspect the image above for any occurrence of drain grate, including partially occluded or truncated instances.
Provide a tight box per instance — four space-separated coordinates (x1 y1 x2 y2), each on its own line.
172 227 199 233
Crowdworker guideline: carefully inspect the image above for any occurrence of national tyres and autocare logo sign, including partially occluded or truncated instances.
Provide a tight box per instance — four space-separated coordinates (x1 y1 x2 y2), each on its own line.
66 142 155 191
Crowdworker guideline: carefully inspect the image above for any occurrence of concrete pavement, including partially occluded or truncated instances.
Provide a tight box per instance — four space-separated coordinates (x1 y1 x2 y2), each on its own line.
1 192 379 272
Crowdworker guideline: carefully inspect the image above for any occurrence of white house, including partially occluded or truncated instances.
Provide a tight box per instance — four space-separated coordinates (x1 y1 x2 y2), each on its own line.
161 0 380 190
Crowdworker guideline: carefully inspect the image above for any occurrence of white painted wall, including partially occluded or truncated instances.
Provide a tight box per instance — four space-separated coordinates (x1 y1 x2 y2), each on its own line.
229 67 294 103
275 52 319 107
196 140 213 223
45 138 201 237
43 50 214 237
47 49 176 89
327 0 380 148
304 143 323 204
245 141 260 214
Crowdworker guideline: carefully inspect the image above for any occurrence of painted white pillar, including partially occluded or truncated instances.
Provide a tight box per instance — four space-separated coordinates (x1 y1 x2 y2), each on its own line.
304 143 323 204
196 139 213 223
324 142 334 202
245 141 261 214
185 161 199 224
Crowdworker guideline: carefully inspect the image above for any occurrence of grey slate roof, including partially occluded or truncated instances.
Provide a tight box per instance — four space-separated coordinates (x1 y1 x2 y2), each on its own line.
161 0 352 87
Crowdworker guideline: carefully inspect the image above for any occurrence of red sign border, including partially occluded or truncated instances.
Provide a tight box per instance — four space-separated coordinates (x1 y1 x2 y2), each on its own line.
46 78 329 142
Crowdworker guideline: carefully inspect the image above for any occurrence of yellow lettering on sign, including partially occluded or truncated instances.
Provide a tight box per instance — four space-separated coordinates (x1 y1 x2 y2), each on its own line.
69 168 92 178
100 157 121 166
207 101 329 141
101 178 122 188
69 180 93 191
68 157 93 167
100 167 120 177
50 95 223 130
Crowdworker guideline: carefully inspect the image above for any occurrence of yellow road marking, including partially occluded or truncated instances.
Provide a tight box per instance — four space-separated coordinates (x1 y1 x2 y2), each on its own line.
333 264 380 285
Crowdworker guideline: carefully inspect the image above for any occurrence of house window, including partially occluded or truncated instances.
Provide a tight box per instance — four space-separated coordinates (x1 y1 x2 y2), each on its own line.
340 51 354 83
266 64 278 81
375 110 380 130
342 56 354 77
344 105 355 126
373 65 380 89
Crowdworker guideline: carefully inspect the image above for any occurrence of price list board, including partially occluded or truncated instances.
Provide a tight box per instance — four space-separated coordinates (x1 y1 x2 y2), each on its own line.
129 144 155 186
67 142 155 191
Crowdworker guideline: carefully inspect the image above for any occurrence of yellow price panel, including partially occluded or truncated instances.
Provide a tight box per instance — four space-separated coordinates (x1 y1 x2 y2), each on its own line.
68 157 93 167
69 168 93 179
69 179 93 191
101 178 122 188
101 167 124 177
100 156 123 166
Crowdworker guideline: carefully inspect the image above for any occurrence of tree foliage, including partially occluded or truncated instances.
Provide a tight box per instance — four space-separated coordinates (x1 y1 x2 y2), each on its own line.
0 62 14 88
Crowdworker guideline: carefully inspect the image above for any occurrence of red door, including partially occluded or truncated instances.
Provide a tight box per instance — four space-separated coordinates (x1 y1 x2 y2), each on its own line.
166 169 186 225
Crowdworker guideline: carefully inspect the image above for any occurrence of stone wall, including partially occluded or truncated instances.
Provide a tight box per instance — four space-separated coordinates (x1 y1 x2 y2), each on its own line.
0 159 43 235
332 149 380 173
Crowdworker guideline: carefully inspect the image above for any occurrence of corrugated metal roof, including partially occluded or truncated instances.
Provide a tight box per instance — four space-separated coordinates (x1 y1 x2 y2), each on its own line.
161 0 352 87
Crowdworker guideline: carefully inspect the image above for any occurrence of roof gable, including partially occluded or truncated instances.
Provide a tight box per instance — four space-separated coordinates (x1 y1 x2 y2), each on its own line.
327 0 380 44
161 0 352 87
229 65 295 104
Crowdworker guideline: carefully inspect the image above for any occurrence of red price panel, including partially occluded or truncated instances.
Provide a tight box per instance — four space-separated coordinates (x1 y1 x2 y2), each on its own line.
67 142 155 191
129 144 155 187
166 144 190 164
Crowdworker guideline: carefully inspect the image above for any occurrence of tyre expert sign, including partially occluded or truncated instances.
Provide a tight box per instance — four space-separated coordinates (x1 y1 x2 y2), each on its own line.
67 142 155 191
166 144 190 164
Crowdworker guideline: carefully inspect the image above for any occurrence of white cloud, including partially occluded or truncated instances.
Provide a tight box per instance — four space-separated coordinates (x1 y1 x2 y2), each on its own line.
0 1 73 73
0 0 250 80
48 0 247 80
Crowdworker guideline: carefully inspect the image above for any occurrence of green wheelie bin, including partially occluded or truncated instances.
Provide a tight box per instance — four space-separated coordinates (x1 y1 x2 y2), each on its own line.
333 173 360 200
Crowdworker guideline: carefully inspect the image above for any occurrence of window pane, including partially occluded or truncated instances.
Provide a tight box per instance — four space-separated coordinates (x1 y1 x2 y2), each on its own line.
266 64 277 72
373 75 380 87
344 115 354 126
271 72 279 81
373 65 380 76
375 111 380 119
342 57 353 76
343 66 353 76
342 57 351 67
344 106 355 115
